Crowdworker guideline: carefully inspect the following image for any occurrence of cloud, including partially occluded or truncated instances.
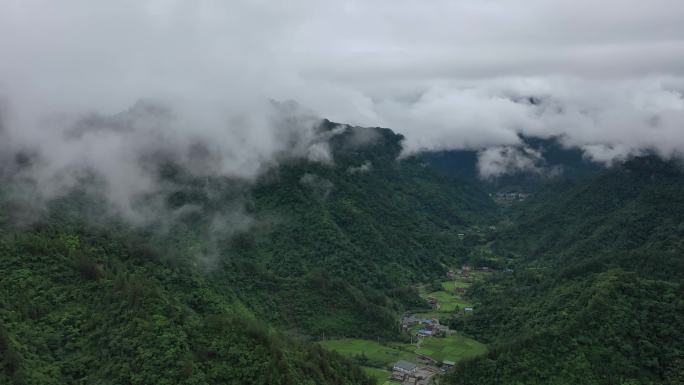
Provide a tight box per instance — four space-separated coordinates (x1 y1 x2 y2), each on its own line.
581 144 645 166
477 146 543 179
299 173 334 200
0 0 683 203
197 207 255 271
344 126 382 149
0 98 333 223
347 161 372 174
381 77 684 173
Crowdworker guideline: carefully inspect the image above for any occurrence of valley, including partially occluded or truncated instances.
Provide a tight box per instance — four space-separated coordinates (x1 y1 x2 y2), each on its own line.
0 122 682 385
320 270 491 384
3 2 684 384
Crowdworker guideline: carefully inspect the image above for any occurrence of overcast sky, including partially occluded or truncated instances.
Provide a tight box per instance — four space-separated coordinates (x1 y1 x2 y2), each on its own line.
1 0 684 211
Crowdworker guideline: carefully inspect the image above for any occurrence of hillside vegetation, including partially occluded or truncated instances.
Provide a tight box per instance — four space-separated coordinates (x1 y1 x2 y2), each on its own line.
0 122 496 384
0 223 373 385
4 119 682 384
221 124 496 338
445 156 684 385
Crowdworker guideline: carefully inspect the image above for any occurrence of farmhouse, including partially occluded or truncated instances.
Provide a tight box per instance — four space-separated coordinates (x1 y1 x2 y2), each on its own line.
392 361 427 384
431 324 449 337
401 314 422 330
393 360 418 374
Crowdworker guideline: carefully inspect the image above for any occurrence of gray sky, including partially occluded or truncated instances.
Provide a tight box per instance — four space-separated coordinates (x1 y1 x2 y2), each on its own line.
1 0 684 211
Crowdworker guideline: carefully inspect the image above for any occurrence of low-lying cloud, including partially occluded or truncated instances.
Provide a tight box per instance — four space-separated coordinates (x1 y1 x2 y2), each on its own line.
477 146 544 179
1 0 683 202
0 98 330 223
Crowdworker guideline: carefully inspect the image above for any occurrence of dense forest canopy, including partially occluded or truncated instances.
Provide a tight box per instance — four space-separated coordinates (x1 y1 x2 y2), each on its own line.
444 156 684 385
0 122 496 384
2 1 684 384
1 119 683 385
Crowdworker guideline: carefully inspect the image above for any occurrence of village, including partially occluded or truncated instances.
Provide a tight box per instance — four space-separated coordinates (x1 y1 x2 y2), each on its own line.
385 265 488 385
389 316 454 384
320 264 507 385
492 191 531 203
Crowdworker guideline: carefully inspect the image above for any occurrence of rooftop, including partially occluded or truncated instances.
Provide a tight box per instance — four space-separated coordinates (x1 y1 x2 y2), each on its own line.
394 360 418 372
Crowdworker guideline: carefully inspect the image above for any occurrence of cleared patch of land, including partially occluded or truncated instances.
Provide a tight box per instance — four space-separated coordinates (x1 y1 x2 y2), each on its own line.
440 280 470 291
423 290 472 312
418 276 478 318
362 366 393 383
319 339 414 368
415 333 486 362
321 334 485 368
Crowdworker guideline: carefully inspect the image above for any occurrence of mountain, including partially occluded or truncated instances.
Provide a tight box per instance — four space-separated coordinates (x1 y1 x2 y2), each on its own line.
494 155 684 278
421 136 603 193
445 156 684 385
0 223 374 385
166 121 497 338
3 117 682 385
0 121 496 384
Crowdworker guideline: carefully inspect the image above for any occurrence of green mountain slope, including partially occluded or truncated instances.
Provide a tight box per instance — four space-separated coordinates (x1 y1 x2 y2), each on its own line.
494 155 684 279
0 223 374 385
158 122 496 339
445 156 684 385
421 136 602 193
0 122 496 383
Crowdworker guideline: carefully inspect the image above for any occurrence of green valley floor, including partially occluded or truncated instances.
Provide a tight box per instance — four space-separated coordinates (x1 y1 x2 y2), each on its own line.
320 271 488 384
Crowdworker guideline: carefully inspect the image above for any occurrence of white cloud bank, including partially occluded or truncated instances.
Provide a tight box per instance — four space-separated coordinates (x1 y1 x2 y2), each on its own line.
0 0 683 201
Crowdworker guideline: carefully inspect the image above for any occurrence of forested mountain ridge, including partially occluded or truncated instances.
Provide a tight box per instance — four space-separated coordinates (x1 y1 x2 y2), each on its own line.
446 156 684 385
0 224 374 385
167 121 497 338
3 116 682 385
493 155 684 279
0 121 496 384
422 136 603 193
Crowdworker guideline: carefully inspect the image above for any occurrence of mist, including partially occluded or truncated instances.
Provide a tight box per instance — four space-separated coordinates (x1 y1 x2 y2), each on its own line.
1 0 684 212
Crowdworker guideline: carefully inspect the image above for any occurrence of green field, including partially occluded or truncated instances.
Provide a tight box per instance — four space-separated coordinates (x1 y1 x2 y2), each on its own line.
424 290 472 312
418 278 474 317
320 332 486 369
415 333 487 362
362 366 391 383
410 279 485 361
319 338 414 368
441 280 471 292
321 277 487 375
